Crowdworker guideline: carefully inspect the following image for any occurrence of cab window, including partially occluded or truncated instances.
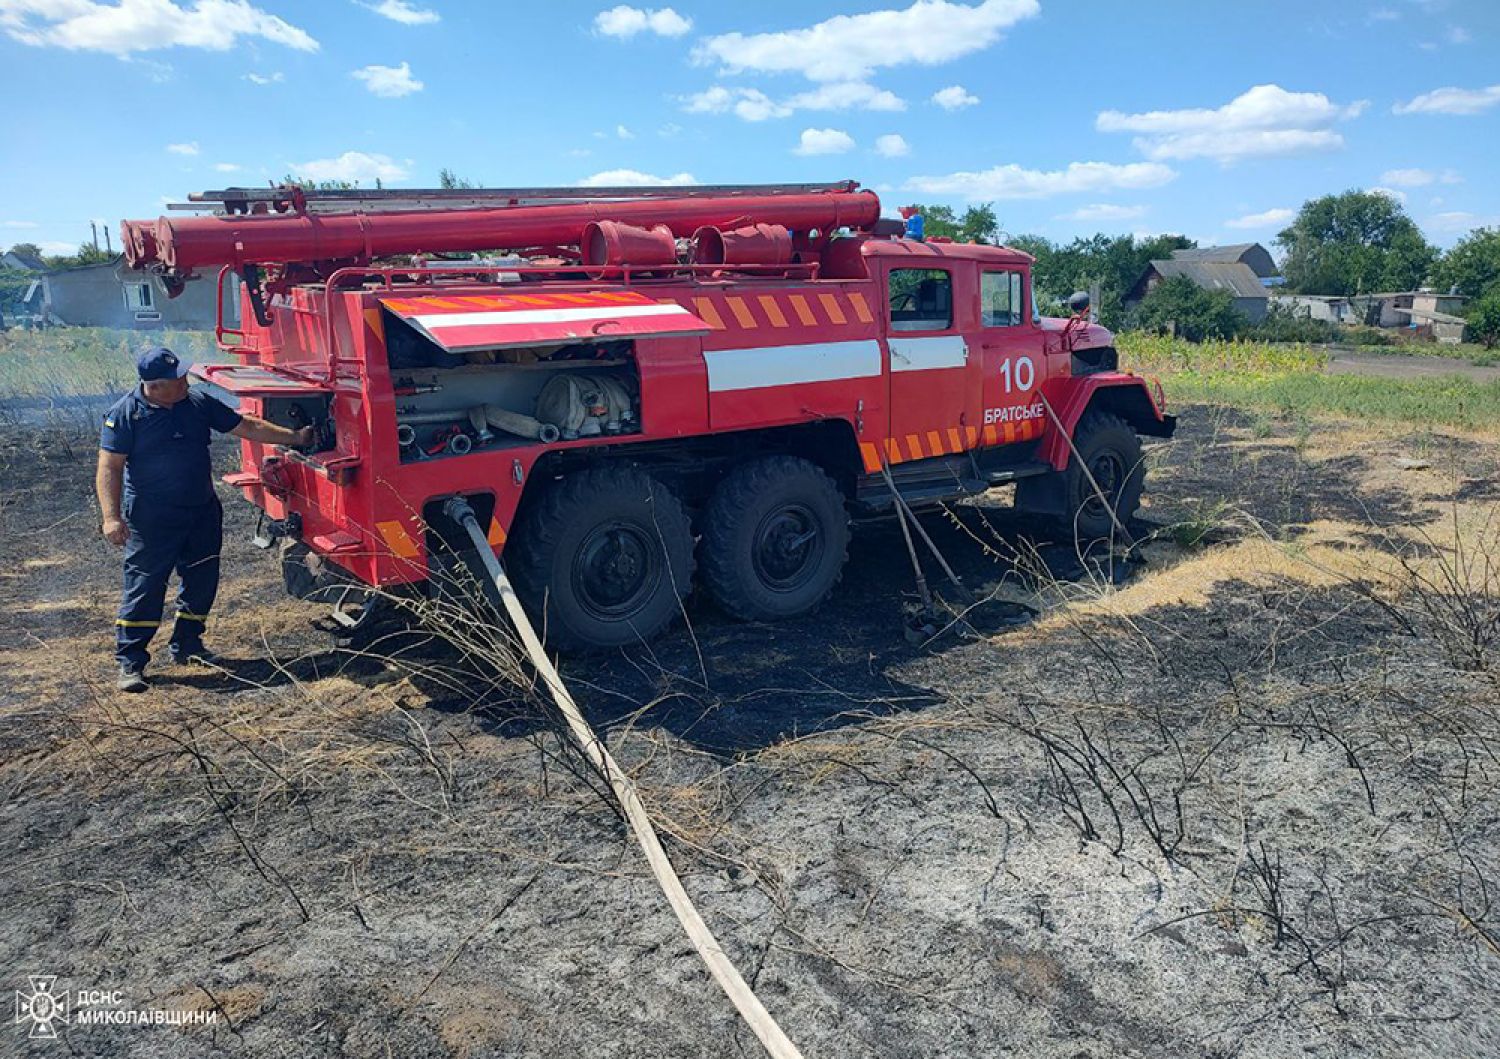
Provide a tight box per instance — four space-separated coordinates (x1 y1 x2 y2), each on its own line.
889 268 953 332
981 271 1024 327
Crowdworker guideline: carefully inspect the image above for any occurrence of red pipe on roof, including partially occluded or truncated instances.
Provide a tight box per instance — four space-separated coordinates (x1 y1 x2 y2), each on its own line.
122 190 881 273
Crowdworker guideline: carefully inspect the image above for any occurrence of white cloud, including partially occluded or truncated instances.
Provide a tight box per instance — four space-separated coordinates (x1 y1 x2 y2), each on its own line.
593 5 691 38
578 169 698 187
1 220 40 228
1379 167 1462 187
1393 84 1500 115
1097 84 1366 163
244 70 283 84
615 124 634 139
0 0 318 55
359 0 439 25
1369 186 1408 204
1224 207 1295 229
166 141 199 155
1368 7 1399 21
289 151 410 184
352 61 422 97
932 85 979 109
1446 26 1471 44
694 0 1039 82
213 162 240 172
874 133 909 157
1426 210 1500 234
1060 203 1146 222
789 81 904 112
794 127 855 155
682 81 904 121
905 160 1177 200
658 122 682 137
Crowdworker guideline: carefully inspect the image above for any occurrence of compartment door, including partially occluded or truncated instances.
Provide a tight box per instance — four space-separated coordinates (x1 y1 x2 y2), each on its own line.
379 290 710 353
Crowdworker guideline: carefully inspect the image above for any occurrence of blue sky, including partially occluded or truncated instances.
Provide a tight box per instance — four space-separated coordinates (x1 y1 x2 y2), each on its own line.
2 0 1498 258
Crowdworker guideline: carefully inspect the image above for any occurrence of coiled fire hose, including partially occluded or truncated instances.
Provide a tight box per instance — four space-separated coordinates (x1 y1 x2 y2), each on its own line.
441 498 805 1059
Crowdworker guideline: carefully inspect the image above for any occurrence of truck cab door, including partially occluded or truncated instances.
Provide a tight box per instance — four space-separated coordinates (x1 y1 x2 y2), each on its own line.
975 268 1046 447
883 262 981 464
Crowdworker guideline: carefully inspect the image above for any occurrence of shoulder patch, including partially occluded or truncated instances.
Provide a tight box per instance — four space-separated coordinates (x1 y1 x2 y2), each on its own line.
104 418 115 428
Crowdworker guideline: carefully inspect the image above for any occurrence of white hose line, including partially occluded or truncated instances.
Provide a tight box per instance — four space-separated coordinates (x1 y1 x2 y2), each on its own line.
449 503 805 1059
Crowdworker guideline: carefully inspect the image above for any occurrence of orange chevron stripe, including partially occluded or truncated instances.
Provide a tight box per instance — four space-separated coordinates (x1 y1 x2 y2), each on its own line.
983 424 999 446
376 520 420 560
947 427 964 452
965 426 979 447
818 293 848 325
692 297 726 330
1003 421 1016 444
884 437 903 463
905 434 924 460
725 296 757 328
487 518 507 547
926 430 946 455
757 295 789 328
859 441 882 472
848 292 874 324
787 294 818 327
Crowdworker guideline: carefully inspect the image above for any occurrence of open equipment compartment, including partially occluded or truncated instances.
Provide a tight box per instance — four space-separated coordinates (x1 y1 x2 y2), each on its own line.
377 288 708 462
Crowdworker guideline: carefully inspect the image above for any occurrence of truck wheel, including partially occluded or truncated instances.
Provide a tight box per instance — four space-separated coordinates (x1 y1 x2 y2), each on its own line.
1060 411 1145 541
700 456 850 621
508 466 694 650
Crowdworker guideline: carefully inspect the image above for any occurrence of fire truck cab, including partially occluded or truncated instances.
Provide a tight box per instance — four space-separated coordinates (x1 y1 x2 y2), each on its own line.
122 183 1175 649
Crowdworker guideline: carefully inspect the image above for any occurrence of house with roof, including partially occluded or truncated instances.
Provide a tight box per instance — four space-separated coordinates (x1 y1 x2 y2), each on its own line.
1 248 47 272
1124 243 1276 324
18 256 221 330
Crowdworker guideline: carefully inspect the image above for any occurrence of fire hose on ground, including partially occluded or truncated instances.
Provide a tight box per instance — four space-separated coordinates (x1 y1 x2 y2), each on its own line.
440 497 805 1059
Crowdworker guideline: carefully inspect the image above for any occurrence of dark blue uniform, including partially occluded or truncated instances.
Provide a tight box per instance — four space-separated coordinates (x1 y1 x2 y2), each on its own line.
101 387 241 668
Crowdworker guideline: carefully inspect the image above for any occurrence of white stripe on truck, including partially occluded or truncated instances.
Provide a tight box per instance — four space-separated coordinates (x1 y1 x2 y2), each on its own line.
703 340 883 393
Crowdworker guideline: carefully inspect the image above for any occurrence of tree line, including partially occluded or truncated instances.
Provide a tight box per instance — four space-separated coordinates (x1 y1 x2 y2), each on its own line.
906 190 1500 346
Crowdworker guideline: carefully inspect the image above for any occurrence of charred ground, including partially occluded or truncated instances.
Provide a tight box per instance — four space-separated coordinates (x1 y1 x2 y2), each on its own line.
0 404 1496 1058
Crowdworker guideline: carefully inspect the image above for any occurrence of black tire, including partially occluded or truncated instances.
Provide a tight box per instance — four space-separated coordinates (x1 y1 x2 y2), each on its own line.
1059 411 1145 541
508 466 694 650
700 456 850 621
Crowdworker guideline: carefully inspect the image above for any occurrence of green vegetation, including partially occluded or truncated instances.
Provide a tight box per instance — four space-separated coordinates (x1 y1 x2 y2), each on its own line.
1130 275 1246 341
0 328 223 398
1433 227 1500 300
1117 333 1500 430
1276 190 1436 295
1011 232 1194 328
904 202 1001 245
1468 291 1500 349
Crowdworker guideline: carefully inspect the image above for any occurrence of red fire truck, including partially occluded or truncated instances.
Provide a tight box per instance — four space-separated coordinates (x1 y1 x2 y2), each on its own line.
121 182 1175 649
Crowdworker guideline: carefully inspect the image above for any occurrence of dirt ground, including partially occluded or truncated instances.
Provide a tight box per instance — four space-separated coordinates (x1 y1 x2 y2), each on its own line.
1 405 1497 1058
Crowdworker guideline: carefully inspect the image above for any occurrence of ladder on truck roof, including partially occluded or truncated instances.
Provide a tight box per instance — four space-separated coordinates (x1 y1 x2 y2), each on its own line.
173 181 863 215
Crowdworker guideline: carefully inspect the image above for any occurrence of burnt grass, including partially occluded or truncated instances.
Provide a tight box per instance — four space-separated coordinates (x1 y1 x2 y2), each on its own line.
0 404 1497 1058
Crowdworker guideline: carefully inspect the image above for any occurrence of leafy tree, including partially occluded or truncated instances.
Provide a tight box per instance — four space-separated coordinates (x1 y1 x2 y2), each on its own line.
438 167 477 190
278 172 380 190
1466 291 1500 349
1277 190 1436 295
903 203 1001 244
1131 275 1247 341
1010 232 1194 326
43 242 115 269
4 242 42 261
1434 227 1500 300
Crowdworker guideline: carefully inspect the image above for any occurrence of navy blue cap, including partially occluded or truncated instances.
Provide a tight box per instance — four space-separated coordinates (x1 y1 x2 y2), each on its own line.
137 347 191 382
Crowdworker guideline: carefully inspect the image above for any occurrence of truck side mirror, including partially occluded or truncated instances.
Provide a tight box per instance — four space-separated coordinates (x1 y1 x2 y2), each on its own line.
1068 291 1091 315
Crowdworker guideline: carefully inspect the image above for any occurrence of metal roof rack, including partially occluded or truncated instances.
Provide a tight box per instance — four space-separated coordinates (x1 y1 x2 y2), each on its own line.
172 181 862 214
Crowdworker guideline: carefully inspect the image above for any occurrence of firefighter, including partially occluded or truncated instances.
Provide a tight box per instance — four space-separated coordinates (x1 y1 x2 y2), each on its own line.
96 347 312 692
